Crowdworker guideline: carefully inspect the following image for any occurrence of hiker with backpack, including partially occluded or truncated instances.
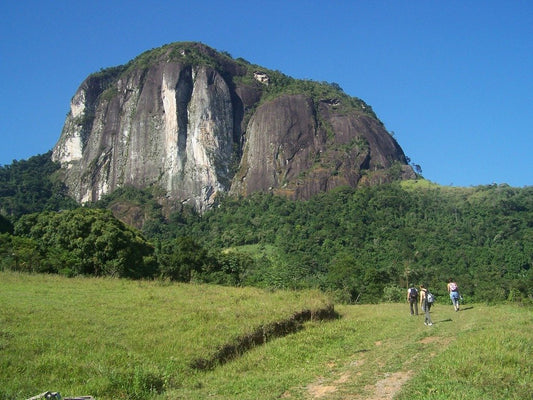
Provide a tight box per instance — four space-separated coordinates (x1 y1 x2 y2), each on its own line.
447 278 461 311
419 284 434 326
407 285 419 315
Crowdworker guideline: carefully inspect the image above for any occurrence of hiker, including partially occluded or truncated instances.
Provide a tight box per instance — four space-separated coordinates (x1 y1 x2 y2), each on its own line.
419 284 433 326
447 278 461 311
407 285 418 315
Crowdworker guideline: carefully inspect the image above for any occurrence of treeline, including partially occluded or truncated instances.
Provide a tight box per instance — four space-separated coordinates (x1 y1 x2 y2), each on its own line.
0 152 77 218
0 206 247 285
0 155 531 304
149 182 532 303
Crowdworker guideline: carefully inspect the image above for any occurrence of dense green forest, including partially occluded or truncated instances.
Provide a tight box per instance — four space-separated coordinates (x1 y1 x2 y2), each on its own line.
148 181 532 303
0 155 531 304
0 152 77 218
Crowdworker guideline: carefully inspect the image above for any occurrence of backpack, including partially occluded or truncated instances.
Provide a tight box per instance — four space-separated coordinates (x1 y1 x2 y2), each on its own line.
408 287 418 300
426 291 435 304
449 282 458 291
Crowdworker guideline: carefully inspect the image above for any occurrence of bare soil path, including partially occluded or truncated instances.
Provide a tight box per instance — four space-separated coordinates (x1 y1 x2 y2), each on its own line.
291 335 452 399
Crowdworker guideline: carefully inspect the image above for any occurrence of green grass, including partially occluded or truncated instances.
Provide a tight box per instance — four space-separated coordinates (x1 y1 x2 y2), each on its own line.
1 272 531 400
0 271 331 399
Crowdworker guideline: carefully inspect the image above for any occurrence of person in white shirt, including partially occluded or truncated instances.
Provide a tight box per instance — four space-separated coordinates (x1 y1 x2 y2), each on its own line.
447 278 461 311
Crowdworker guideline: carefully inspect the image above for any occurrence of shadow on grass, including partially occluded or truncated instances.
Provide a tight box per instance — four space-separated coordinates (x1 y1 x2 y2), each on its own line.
191 304 339 370
354 348 370 353
437 318 453 323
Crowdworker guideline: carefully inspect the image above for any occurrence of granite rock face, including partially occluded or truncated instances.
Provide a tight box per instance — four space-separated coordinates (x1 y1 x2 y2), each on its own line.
53 42 415 212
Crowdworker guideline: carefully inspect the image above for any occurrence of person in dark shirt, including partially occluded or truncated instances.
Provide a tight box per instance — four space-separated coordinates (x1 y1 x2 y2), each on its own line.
407 285 419 316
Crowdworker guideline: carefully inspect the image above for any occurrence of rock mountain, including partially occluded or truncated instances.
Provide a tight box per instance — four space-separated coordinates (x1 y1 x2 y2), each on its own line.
52 42 415 212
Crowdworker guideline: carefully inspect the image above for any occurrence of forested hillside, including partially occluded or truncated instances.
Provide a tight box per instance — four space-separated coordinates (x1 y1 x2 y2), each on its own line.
0 152 77 218
0 156 531 304
148 181 532 303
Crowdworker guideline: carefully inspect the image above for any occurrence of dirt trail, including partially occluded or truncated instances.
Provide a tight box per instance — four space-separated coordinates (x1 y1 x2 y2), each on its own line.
298 335 452 399
360 370 414 400
304 362 412 400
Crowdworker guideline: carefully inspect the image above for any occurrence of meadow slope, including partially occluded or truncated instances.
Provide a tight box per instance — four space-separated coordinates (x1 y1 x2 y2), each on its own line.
0 272 531 400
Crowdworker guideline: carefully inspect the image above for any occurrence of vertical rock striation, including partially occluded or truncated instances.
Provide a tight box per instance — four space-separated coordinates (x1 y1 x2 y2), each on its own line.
52 42 415 212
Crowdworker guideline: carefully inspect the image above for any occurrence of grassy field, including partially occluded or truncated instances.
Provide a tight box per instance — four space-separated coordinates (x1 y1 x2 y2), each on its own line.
1 272 531 400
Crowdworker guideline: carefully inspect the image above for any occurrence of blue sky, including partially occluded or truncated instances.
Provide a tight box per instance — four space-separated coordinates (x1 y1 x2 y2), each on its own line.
1 1 531 187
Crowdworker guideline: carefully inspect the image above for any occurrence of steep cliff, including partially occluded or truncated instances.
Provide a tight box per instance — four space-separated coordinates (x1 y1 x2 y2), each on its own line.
52 42 415 212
